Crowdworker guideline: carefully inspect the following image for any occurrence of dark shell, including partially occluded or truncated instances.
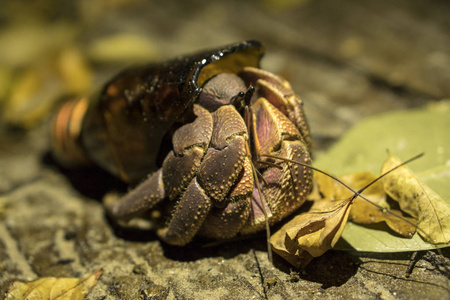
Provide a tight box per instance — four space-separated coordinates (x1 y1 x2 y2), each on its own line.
81 40 264 183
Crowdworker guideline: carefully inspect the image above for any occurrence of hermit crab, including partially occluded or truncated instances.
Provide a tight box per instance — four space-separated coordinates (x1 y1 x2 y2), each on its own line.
51 40 313 246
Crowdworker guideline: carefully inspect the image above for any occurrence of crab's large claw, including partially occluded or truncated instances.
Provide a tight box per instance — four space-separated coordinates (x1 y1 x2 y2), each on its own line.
104 104 213 241
158 105 251 245
107 103 254 246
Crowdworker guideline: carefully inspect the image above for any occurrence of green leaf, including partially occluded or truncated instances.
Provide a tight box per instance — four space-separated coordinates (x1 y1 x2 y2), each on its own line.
337 222 437 252
313 100 450 252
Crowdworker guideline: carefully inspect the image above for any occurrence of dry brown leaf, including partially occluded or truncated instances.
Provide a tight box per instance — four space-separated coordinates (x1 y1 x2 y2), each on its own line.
308 172 388 209
309 172 416 237
349 199 416 238
6 269 102 300
341 173 416 238
382 155 450 244
270 198 352 268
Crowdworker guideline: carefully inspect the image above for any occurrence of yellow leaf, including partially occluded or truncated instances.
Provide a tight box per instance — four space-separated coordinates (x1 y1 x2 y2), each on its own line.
87 33 159 64
309 172 388 208
57 47 93 94
310 172 416 238
270 198 352 268
382 155 450 244
349 198 416 238
6 269 102 300
341 173 417 238
4 66 64 128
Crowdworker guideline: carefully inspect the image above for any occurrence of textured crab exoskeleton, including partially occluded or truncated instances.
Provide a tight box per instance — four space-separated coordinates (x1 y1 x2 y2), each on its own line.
51 41 313 246
104 67 313 245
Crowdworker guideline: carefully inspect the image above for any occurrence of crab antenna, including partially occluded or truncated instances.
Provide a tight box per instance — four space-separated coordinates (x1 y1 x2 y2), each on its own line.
354 153 424 198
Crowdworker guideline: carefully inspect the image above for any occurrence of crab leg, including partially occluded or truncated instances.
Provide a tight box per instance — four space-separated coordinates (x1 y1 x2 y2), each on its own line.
199 157 253 239
104 169 165 221
159 105 250 244
158 178 212 245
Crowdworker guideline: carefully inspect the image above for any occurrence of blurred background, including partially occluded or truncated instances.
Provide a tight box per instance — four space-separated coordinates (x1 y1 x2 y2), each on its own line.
1 0 449 152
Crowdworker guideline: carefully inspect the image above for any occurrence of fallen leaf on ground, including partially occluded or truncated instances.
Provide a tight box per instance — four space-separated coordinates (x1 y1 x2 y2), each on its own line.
272 162 427 267
349 198 416 238
306 102 450 252
309 172 416 238
382 155 450 244
6 269 102 300
314 100 450 252
270 198 352 268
